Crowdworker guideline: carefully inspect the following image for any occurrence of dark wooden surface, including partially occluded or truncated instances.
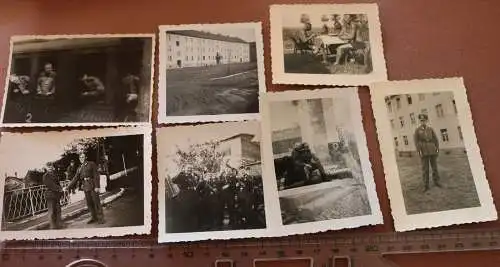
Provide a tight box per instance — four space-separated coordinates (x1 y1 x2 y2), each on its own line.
1 0 500 266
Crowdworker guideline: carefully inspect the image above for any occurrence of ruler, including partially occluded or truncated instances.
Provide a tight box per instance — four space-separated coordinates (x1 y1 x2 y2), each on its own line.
1 227 500 267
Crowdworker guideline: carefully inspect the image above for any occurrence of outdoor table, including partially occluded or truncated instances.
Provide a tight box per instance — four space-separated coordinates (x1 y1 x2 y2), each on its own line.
315 34 348 62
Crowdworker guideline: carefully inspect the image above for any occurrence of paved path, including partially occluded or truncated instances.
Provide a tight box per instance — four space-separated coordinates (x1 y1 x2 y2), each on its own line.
3 191 116 231
58 189 143 229
280 179 371 225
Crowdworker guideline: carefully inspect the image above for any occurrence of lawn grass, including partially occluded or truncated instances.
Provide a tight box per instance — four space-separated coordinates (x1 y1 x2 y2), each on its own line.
397 152 480 215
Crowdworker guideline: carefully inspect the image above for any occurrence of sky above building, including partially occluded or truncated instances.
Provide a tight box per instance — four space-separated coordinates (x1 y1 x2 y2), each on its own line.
158 121 261 177
203 27 256 43
0 133 79 178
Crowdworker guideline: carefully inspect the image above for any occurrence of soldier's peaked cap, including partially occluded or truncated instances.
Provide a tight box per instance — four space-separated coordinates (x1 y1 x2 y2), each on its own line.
418 113 428 120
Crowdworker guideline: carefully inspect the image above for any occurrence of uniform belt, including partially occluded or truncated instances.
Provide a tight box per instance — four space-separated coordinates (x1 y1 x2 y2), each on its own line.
83 177 91 181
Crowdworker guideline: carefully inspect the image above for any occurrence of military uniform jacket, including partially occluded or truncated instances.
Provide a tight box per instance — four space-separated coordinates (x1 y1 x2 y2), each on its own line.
43 171 62 199
68 161 100 192
414 125 439 156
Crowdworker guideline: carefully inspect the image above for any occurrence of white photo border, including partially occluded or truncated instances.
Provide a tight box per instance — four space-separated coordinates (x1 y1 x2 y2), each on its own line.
370 77 497 231
157 121 273 242
157 22 266 124
260 88 383 236
0 34 156 128
270 3 387 86
0 125 153 240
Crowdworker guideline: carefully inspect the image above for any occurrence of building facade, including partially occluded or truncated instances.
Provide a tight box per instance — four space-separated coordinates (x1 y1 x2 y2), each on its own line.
270 98 353 167
165 30 250 69
386 92 464 155
218 133 260 172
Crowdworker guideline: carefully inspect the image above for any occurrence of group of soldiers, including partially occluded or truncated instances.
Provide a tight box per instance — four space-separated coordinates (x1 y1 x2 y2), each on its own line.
167 168 265 233
8 62 141 122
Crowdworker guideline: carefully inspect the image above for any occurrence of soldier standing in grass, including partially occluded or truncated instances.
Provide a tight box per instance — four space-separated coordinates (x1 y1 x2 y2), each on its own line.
414 113 442 192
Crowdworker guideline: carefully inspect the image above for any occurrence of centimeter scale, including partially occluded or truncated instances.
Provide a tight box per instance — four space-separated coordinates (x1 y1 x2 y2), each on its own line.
1 227 500 267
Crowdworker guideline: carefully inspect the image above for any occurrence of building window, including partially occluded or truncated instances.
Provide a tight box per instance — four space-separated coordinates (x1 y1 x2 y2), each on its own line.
176 41 180 46
435 104 444 117
396 97 401 109
452 100 457 113
458 126 463 140
419 94 425 101
168 56 172 61
394 137 399 147
403 136 409 146
203 56 205 60
440 129 449 142
407 95 412 105
386 101 392 112
410 113 416 124
185 56 188 61
399 116 404 128
191 56 194 60
390 119 394 129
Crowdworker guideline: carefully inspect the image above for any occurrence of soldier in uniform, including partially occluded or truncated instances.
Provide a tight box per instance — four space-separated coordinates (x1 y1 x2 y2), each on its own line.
414 114 441 192
43 163 64 229
67 153 105 224
291 142 327 184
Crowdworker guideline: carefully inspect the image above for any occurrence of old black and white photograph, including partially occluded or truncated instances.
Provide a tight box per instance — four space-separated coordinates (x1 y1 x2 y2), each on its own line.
0 126 152 239
371 78 497 231
158 23 265 124
157 121 268 242
1 35 154 127
261 88 381 233
270 4 387 85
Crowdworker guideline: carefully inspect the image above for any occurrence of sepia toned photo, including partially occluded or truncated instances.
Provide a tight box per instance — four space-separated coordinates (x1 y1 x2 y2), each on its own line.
0 126 152 240
157 121 269 242
270 4 387 86
1 35 154 127
158 23 265 124
371 78 497 231
261 88 382 234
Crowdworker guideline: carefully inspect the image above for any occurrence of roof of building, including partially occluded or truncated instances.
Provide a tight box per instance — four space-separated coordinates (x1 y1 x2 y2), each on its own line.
219 133 257 143
166 30 249 44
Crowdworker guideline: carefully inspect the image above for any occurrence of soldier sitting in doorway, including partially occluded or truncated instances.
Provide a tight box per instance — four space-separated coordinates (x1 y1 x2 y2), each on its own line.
80 74 105 103
9 74 31 95
120 73 140 121
37 63 57 96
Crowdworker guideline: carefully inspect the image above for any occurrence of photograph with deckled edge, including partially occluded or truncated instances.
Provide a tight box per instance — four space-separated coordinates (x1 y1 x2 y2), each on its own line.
260 88 382 234
370 78 497 231
0 126 152 239
157 121 270 242
1 35 154 127
270 4 387 85
158 22 265 124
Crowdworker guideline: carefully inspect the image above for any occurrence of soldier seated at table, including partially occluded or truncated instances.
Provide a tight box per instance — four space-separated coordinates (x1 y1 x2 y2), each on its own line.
333 14 358 65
